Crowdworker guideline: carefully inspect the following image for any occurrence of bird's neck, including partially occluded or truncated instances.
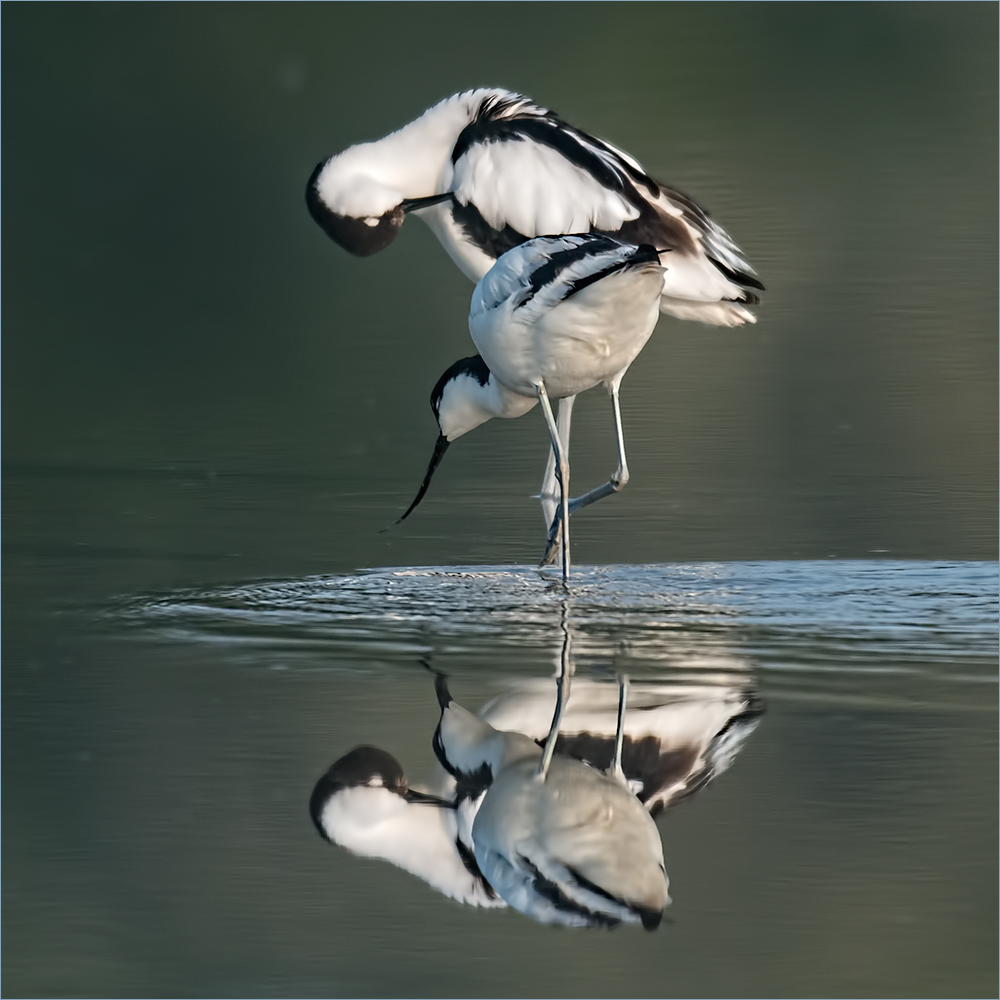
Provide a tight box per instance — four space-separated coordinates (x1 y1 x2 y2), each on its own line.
439 699 540 779
439 373 537 442
322 90 499 217
319 786 492 904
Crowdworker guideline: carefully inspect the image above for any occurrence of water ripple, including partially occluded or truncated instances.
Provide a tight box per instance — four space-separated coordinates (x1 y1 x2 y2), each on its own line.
110 562 997 702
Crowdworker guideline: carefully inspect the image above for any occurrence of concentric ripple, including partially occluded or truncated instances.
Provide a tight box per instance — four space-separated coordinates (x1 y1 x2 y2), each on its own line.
110 561 997 708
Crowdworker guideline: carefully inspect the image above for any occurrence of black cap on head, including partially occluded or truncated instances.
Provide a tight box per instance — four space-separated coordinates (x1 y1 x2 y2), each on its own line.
309 746 407 840
306 162 404 257
430 355 491 419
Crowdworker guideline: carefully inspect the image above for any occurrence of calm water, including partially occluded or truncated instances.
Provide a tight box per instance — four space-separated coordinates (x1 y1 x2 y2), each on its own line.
4 561 997 997
3 4 998 998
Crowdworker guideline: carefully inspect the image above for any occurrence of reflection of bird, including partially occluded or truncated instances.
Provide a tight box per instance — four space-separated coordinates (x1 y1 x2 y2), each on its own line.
433 675 669 929
310 745 503 908
310 676 762 927
478 677 765 817
307 88 764 555
393 234 666 580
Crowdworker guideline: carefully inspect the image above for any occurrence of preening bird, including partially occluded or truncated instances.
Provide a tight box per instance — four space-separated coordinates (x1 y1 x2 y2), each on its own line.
306 87 762 325
309 674 763 927
309 744 502 908
307 88 764 551
392 234 666 580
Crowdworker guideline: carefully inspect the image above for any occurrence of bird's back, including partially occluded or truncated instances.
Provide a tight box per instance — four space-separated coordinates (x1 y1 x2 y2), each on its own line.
469 236 664 399
472 756 668 928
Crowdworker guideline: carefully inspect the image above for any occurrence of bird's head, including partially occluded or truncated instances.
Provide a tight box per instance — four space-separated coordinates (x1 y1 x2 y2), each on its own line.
306 157 408 257
387 355 498 527
310 745 451 843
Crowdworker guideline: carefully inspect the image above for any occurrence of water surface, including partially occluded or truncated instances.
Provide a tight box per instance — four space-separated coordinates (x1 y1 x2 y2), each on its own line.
5 560 997 997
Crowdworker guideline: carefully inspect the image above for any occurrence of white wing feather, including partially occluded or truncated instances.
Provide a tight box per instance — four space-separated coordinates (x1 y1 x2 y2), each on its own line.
453 140 639 238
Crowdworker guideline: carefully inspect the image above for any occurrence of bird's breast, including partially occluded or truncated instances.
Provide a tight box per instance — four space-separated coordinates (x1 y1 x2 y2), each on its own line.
469 266 663 398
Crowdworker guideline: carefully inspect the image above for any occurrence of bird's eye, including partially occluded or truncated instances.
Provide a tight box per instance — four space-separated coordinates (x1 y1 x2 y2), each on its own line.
366 777 384 787
363 217 380 227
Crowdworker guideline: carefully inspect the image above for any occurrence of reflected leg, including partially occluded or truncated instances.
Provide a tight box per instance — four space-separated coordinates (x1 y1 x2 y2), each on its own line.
608 674 629 786
538 598 573 781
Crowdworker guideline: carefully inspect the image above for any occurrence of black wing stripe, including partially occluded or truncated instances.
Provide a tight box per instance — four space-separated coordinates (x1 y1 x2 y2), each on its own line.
518 855 620 928
563 864 662 929
560 244 660 301
512 237 624 310
455 837 500 900
449 198 529 261
708 256 766 292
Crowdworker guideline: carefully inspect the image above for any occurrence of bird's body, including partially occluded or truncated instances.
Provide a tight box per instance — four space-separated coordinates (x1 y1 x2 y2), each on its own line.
468 235 664 401
472 755 667 929
394 235 664 576
308 88 762 326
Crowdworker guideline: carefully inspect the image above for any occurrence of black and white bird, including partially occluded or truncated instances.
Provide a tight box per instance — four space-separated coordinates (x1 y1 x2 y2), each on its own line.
307 89 764 552
306 87 763 325
310 675 763 928
433 672 670 929
392 234 666 579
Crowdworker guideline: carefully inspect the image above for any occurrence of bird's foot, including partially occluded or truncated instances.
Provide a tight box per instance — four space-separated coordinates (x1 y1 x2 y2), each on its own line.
539 509 564 566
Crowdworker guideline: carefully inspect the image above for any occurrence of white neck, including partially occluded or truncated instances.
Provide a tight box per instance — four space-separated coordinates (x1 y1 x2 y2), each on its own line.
316 89 516 219
317 787 500 906
438 371 537 441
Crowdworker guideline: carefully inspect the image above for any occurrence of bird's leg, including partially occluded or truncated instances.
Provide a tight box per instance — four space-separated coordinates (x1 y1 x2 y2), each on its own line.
536 384 570 583
538 597 573 781
542 381 630 555
539 396 575 567
608 673 629 786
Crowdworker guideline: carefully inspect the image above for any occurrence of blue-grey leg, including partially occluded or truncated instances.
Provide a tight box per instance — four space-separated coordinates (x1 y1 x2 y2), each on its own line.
539 396 575 567
535 383 570 584
542 380 630 562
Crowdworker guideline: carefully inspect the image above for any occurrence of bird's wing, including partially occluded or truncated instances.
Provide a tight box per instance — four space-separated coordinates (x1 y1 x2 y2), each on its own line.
470 234 654 320
477 678 764 816
449 109 661 239
616 182 764 297
470 234 595 314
